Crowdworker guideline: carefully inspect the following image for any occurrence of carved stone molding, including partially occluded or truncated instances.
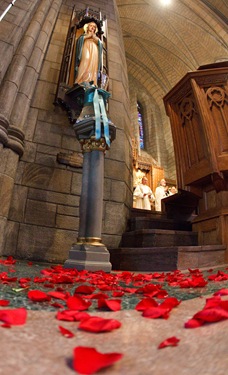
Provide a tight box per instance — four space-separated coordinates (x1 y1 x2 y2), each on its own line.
7 126 25 157
79 137 107 152
0 114 9 145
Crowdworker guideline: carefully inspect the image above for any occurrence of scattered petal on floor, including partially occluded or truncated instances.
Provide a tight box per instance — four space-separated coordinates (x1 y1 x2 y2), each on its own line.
67 295 91 311
158 336 180 349
73 346 123 374
0 307 27 325
78 316 121 333
58 325 75 338
28 290 50 302
97 298 122 311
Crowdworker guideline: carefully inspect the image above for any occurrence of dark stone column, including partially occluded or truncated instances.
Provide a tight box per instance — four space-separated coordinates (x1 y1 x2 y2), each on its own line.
64 87 116 272
86 150 104 240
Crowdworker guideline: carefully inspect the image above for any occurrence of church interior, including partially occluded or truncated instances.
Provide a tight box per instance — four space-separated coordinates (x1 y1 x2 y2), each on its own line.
0 0 228 374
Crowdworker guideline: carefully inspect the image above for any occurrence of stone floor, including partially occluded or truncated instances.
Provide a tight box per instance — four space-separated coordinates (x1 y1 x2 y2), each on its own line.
1 259 228 375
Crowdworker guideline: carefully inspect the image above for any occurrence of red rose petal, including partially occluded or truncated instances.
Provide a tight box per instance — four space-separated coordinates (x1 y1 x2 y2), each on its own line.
85 293 109 300
204 296 221 309
74 285 96 294
67 296 91 311
0 300 10 306
194 307 228 322
112 291 125 297
155 290 169 299
158 336 180 349
220 300 228 312
78 316 121 333
0 308 27 325
160 297 181 310
73 346 123 374
56 310 90 322
142 307 170 319
97 299 121 311
28 290 50 302
135 298 158 311
184 318 203 328
58 325 74 338
213 289 228 296
47 291 67 300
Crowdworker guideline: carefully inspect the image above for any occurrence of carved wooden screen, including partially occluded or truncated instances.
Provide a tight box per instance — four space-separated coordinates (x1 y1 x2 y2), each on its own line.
164 63 228 193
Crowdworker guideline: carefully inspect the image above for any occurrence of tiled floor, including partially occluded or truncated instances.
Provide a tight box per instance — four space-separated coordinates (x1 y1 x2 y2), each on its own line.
1 260 228 374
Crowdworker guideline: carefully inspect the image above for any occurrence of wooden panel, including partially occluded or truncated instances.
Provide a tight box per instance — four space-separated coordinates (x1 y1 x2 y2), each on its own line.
151 166 164 194
205 85 228 154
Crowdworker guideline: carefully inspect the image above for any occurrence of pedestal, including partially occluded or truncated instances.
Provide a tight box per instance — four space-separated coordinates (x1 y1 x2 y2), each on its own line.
64 244 111 272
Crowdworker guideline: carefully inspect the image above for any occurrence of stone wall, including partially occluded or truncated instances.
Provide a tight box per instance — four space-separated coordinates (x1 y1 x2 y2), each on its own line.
0 0 132 263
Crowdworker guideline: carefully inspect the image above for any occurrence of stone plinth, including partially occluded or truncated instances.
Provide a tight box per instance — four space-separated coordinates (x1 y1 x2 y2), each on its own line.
65 244 111 272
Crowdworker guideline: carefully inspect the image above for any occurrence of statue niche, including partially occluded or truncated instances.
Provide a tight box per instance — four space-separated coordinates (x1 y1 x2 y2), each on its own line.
55 7 110 124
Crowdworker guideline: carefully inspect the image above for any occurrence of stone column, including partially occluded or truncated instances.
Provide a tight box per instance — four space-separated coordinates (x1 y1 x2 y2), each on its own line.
64 86 116 272
0 0 62 255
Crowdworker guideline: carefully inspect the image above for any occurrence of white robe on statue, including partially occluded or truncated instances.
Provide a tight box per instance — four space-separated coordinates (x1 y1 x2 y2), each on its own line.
133 184 154 210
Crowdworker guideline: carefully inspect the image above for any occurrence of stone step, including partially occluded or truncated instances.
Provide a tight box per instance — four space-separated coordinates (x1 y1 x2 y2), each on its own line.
109 245 226 272
130 208 166 219
121 229 198 247
128 216 192 231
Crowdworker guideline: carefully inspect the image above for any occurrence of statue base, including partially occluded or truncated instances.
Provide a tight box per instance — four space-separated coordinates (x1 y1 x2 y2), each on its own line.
64 244 112 272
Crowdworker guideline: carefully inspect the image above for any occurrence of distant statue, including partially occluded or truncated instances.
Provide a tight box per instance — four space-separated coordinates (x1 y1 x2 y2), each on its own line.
74 22 103 86
133 176 155 210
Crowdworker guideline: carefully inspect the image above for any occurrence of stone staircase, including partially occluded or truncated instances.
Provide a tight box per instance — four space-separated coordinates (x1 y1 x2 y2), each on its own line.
109 208 226 271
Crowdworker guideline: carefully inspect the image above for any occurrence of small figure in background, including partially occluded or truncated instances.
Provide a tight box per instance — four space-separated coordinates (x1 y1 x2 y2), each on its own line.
133 176 155 210
155 178 167 211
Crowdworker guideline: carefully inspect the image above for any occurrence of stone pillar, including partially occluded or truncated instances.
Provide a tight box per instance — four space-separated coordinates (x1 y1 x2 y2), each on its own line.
64 86 116 272
0 0 62 255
